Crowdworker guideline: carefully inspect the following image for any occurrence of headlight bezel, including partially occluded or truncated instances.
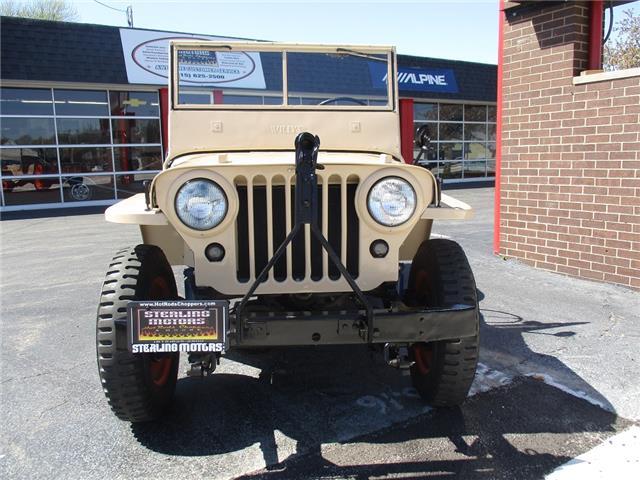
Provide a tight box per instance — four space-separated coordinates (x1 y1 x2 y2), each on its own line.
366 175 417 227
174 178 228 231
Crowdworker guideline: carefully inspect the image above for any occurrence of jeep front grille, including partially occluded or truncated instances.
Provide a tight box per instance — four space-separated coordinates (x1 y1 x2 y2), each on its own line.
235 173 360 284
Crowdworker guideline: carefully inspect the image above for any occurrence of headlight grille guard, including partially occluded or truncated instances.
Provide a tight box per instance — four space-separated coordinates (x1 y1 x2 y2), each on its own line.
232 132 375 344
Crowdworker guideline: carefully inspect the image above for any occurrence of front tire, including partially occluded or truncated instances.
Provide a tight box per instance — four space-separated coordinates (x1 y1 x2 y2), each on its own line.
407 239 479 407
96 245 179 422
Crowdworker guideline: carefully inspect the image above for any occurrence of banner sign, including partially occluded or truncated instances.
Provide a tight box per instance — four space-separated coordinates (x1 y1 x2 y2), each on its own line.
369 62 459 94
119 29 266 89
176 49 262 87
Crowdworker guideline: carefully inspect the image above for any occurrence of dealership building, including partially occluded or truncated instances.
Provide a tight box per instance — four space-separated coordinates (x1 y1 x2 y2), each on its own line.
0 16 496 212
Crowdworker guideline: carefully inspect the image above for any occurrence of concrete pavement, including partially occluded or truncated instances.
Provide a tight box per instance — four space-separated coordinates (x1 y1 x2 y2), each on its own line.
1 187 638 479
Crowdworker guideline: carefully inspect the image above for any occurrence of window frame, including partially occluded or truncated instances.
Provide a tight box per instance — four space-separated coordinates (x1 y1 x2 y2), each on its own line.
412 100 497 181
0 87 163 208
170 42 397 111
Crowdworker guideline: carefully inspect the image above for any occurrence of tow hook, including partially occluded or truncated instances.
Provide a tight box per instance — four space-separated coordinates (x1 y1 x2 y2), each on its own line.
384 343 413 373
187 353 218 377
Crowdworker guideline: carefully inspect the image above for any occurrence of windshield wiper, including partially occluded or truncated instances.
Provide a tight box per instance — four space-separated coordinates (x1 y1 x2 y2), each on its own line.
335 48 387 62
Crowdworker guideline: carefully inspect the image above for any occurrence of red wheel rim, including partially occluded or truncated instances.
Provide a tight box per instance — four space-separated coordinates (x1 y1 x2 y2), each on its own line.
149 276 170 299
413 343 433 375
414 270 428 297
147 274 173 386
149 357 172 386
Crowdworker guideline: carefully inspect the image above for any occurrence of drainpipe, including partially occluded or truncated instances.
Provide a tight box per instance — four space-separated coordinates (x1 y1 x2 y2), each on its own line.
399 98 414 164
159 88 169 160
589 0 605 70
494 0 505 254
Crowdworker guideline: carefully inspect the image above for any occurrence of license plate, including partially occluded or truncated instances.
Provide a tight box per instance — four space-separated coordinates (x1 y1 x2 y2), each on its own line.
127 300 228 354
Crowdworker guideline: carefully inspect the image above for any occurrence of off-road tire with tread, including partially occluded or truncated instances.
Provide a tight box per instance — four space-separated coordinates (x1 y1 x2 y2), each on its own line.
407 239 479 407
96 245 179 422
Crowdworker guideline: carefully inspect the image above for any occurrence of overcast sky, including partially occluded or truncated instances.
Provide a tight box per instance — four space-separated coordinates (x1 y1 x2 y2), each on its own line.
72 0 501 64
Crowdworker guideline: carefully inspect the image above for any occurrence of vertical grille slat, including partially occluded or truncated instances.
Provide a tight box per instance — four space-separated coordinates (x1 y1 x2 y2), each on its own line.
346 183 359 279
291 185 306 281
327 181 342 280
285 175 293 278
252 177 269 282
247 177 256 281
321 179 329 278
340 177 348 267
310 184 323 281
235 172 359 284
266 176 274 268
272 183 287 281
235 183 250 283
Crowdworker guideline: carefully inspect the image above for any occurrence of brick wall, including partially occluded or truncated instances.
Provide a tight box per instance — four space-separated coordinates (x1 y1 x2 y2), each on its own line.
499 2 640 290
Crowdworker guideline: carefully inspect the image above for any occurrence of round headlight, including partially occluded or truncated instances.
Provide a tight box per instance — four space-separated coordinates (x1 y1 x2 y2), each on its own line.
175 179 227 230
367 177 417 227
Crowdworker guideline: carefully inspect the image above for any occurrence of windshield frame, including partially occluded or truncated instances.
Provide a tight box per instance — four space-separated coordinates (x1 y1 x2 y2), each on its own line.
170 42 396 112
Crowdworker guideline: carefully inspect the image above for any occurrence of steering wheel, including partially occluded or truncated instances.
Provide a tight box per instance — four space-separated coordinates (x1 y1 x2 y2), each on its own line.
318 96 367 106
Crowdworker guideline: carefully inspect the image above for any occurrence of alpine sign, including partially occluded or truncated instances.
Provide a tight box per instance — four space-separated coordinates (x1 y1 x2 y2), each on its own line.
369 62 459 94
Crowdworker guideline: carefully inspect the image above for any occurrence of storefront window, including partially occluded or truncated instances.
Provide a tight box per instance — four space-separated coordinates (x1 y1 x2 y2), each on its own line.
464 105 486 122
177 92 211 105
54 90 109 116
1 147 58 176
464 124 486 142
111 119 160 144
56 118 111 144
488 106 497 122
414 103 438 121
61 175 115 202
440 123 463 141
439 104 463 122
1 118 56 145
487 143 496 159
59 147 112 174
0 88 53 115
464 161 487 178
110 91 160 117
441 161 462 179
115 172 156 199
114 146 162 171
224 94 266 105
487 160 496 176
1 87 162 208
3 179 61 205
487 124 496 142
422 162 442 177
465 143 489 160
440 143 464 160
413 101 497 181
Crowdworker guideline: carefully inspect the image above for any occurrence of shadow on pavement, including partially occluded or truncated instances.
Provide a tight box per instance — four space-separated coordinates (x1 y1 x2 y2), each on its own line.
131 307 623 479
0 205 106 221
478 306 614 413
236 378 625 479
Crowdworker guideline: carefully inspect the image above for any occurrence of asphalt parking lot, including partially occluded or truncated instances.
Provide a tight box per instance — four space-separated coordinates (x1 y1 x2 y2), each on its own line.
1 187 639 479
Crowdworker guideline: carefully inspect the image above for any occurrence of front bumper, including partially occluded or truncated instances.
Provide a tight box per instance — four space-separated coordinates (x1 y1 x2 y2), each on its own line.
231 304 477 347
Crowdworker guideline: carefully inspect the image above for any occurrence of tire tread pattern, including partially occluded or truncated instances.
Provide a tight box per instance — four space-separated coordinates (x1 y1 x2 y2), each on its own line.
409 239 480 407
96 245 178 422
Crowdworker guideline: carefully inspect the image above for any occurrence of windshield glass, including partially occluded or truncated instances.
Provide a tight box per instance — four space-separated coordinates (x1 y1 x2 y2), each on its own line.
174 46 392 109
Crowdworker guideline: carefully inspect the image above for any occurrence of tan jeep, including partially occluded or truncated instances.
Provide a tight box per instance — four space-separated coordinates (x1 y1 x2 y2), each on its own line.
96 42 479 422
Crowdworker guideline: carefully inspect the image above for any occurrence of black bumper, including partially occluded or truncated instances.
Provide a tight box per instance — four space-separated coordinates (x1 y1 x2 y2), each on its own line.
231 304 477 347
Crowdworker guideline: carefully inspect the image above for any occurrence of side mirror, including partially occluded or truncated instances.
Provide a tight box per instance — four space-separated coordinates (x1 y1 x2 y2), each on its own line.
415 124 432 150
413 125 432 165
